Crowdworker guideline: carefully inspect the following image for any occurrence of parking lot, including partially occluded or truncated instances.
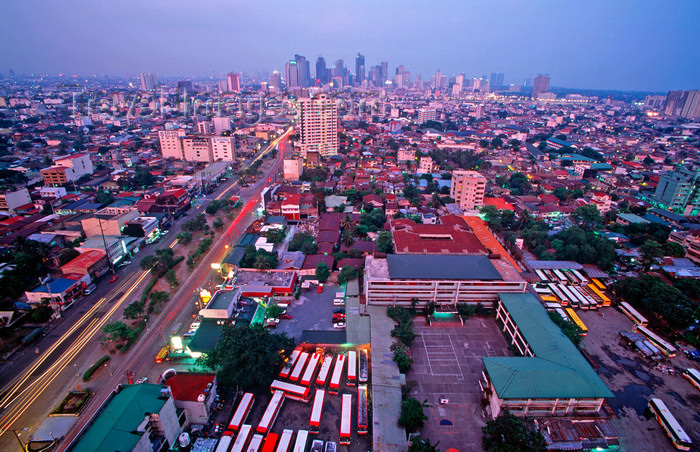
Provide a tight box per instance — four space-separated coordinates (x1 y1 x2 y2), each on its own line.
273 283 341 341
407 317 513 452
577 309 700 452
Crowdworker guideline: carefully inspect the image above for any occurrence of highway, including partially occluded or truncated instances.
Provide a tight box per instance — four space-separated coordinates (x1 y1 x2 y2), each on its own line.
0 127 292 452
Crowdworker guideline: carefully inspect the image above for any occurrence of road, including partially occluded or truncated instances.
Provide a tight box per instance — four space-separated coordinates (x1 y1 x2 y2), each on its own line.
0 127 292 452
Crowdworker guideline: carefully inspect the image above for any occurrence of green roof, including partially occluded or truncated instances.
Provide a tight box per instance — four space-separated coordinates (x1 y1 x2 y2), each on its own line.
188 319 225 353
483 293 613 400
72 384 169 452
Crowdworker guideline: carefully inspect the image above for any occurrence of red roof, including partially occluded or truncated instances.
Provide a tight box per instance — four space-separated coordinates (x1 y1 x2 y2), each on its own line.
483 197 514 211
165 373 216 402
61 250 106 271
390 215 486 255
0 216 25 226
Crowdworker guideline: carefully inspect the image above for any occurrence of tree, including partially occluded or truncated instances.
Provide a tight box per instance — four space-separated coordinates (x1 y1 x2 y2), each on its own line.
391 342 414 372
337 265 358 286
199 324 294 390
103 321 133 341
57 248 80 266
30 305 53 323
549 311 583 346
123 301 145 319
481 411 547 452
266 227 287 244
266 304 284 319
300 241 318 255
254 254 273 270
131 167 154 189
177 231 193 245
571 204 602 231
391 322 417 346
664 241 685 258
213 217 225 230
398 397 428 432
341 229 355 248
639 240 664 270
95 191 115 205
164 269 178 288
149 291 170 304
315 263 330 283
408 436 441 452
377 231 394 254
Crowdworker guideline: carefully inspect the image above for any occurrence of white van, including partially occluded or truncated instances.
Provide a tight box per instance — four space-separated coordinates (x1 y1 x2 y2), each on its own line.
333 298 345 306
84 284 96 295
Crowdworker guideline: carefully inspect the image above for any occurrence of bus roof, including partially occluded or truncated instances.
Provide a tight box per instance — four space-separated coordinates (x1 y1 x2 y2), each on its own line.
316 355 333 385
340 394 352 435
310 389 325 426
229 393 255 431
275 429 294 452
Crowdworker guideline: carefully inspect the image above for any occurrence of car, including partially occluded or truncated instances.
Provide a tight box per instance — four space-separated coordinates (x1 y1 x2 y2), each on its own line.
333 322 346 329
109 275 119 283
317 283 324 294
214 423 222 434
279 313 292 319
333 309 345 314
135 377 148 384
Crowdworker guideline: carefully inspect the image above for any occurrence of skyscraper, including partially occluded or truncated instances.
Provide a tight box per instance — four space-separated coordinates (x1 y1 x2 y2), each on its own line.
450 170 487 211
285 54 311 88
380 61 388 84
299 94 338 158
139 73 157 91
490 72 505 88
226 73 241 92
315 57 327 85
355 52 365 83
665 90 700 118
269 71 282 90
532 75 550 99
652 166 700 214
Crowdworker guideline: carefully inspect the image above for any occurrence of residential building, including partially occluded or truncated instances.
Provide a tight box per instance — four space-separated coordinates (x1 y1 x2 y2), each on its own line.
269 71 282 90
81 207 139 237
158 130 186 160
589 192 612 213
164 373 218 425
60 249 109 281
226 73 241 92
71 384 184 452
196 120 213 134
25 277 84 310
212 117 231 133
450 170 486 211
664 90 700 118
532 75 550 99
139 73 157 91
182 137 213 162
651 166 700 215
417 156 433 174
299 94 338 158
210 136 235 161
417 108 437 124
481 293 613 418
41 153 94 186
0 188 32 212
283 158 303 181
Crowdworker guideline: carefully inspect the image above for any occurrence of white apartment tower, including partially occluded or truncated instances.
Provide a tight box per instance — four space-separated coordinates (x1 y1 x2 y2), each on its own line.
450 170 487 211
158 130 186 159
299 94 338 158
211 136 235 161
283 159 303 181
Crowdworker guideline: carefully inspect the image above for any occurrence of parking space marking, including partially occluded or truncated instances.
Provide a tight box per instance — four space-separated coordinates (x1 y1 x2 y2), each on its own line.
420 333 464 380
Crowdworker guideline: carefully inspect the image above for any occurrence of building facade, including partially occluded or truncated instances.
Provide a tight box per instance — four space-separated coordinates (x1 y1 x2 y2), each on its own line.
226 73 241 92
299 94 338 158
532 75 550 99
450 170 486 211
283 158 303 181
158 130 186 159
651 166 700 215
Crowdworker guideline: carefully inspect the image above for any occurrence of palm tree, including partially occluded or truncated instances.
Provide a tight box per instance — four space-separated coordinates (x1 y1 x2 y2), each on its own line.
342 229 355 248
254 255 271 270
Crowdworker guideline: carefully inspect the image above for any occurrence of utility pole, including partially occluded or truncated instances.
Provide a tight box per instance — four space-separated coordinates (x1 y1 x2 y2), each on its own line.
97 217 114 273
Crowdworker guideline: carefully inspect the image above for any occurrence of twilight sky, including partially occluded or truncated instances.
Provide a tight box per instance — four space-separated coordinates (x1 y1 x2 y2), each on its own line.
1 0 698 92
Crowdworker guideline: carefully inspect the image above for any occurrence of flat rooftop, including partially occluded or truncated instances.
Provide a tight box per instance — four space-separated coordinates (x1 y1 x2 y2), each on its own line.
207 288 239 310
235 268 295 288
385 254 503 280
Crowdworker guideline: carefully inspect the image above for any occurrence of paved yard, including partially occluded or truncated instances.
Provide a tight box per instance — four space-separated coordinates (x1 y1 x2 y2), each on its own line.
273 283 338 341
407 316 513 452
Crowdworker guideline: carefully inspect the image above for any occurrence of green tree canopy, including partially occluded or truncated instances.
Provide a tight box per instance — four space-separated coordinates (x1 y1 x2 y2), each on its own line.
481 411 547 452
199 324 294 390
398 397 428 432
315 262 330 283
571 204 602 231
377 230 394 254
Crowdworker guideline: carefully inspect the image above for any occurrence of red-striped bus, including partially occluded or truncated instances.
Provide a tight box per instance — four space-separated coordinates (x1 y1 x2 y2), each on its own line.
357 385 368 435
301 353 322 386
347 351 357 386
279 348 302 379
309 389 325 434
262 433 279 452
275 429 294 452
228 392 255 433
359 350 368 383
231 424 253 452
257 391 285 435
293 430 309 452
248 434 264 452
290 352 310 382
316 355 333 386
340 394 352 445
329 354 346 394
215 432 233 452
270 379 311 403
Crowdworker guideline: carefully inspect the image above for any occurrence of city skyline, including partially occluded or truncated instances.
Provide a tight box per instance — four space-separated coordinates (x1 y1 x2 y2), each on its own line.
0 0 698 92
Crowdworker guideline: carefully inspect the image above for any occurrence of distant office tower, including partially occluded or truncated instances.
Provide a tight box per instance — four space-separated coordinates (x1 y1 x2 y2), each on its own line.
644 95 666 108
523 78 533 87
286 54 311 88
315 57 328 85
532 75 550 99
269 71 282 90
158 130 186 159
380 61 388 84
177 81 194 96
450 170 487 211
418 108 437 124
139 73 157 91
665 90 700 118
652 166 700 214
433 70 443 89
490 72 505 88
455 73 465 92
298 94 338 158
355 53 365 83
227 73 241 92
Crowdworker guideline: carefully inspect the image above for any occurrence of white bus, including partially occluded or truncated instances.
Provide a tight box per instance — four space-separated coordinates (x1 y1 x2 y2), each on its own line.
534 269 548 282
279 348 301 379
567 286 591 309
290 352 310 382
558 284 579 307
248 434 264 452
347 351 357 386
256 391 285 435
270 379 311 403
648 398 692 450
293 430 309 452
636 325 677 357
231 424 253 452
275 429 294 452
301 353 322 386
552 269 567 284
339 394 352 445
620 302 648 326
572 269 588 285
309 389 325 434
228 392 255 433
358 385 368 435
555 308 570 323
358 350 368 384
548 283 569 306
316 354 333 386
329 354 346 394
215 433 233 452
683 368 700 390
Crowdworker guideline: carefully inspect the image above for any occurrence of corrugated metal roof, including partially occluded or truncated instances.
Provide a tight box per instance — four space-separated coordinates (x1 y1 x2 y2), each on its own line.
483 293 613 400
526 260 583 270
386 254 502 280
